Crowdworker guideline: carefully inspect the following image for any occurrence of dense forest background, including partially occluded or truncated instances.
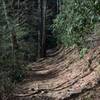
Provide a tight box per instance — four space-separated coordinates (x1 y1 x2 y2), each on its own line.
0 0 100 99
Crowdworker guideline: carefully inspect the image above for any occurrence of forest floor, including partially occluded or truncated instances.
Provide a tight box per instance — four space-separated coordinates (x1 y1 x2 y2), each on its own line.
14 46 100 100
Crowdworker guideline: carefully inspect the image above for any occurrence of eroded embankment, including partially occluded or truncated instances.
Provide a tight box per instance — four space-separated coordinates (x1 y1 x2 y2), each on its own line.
14 46 100 100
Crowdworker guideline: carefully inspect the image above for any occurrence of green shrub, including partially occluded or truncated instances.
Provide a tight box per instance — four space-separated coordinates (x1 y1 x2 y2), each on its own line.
52 0 100 47
0 72 15 100
80 48 88 58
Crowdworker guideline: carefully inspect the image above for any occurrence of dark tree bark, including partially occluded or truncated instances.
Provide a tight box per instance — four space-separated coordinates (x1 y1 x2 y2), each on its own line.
11 31 18 49
57 0 62 14
41 0 47 57
57 0 59 14
37 0 41 59
37 0 47 58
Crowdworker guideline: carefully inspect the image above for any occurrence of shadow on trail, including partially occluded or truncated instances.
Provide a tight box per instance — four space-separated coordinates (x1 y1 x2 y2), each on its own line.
26 69 59 81
32 95 56 100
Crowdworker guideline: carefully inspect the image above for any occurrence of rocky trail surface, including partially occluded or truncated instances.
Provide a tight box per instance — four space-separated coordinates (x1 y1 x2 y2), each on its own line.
14 46 100 100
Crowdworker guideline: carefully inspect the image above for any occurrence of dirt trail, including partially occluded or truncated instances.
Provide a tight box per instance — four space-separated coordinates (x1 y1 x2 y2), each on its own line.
14 46 100 100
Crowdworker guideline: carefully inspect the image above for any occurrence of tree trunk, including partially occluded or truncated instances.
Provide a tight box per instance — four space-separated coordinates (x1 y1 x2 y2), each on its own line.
2 0 18 66
41 0 47 57
37 0 41 59
37 0 47 58
57 0 59 14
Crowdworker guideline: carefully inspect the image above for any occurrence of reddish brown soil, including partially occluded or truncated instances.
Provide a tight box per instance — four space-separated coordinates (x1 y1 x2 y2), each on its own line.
14 46 100 100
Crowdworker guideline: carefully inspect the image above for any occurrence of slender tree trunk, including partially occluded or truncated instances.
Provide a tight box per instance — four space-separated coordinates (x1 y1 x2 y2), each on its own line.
57 0 62 14
11 31 18 49
37 0 47 58
37 0 41 59
57 0 59 14
2 0 18 66
2 0 18 50
41 0 47 57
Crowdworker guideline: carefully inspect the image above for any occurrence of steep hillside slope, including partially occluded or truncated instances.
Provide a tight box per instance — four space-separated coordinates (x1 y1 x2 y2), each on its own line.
14 46 100 100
